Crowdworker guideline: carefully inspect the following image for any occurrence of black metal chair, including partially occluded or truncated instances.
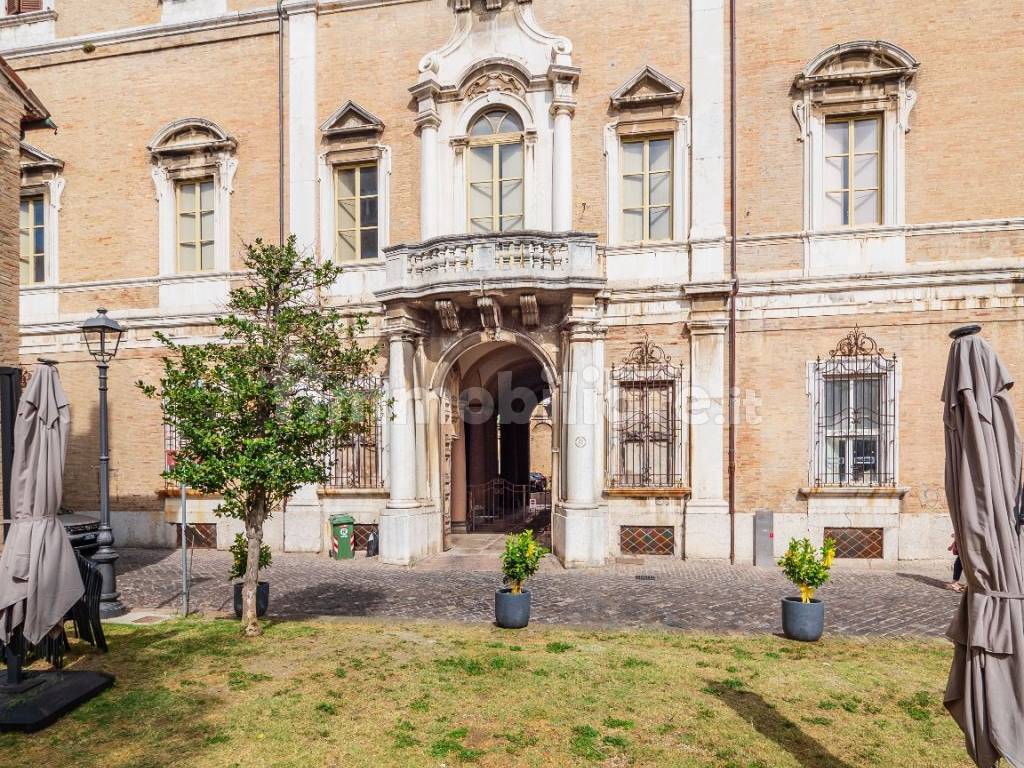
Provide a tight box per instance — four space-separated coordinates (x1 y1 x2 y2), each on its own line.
65 552 107 653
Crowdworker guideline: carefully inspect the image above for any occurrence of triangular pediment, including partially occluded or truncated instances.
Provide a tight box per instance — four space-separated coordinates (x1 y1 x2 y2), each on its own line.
19 141 63 172
610 66 684 109
320 101 384 139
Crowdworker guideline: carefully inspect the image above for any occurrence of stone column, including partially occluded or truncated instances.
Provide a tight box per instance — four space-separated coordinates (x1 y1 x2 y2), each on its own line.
416 112 441 241
551 105 574 231
548 64 579 232
690 0 726 281
380 323 439 565
687 318 730 559
553 319 606 567
284 0 318 254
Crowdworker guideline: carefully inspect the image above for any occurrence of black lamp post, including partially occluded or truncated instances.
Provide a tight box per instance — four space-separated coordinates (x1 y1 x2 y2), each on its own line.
81 307 128 618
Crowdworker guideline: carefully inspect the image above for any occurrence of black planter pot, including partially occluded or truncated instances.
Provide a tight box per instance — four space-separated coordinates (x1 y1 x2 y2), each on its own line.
495 588 531 629
781 596 825 641
233 581 270 619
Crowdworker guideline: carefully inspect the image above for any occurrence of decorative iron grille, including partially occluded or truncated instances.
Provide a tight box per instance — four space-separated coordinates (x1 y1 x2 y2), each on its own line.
163 421 180 490
812 327 897 487
352 524 378 551
326 376 386 490
609 334 685 488
620 526 675 556
825 527 884 559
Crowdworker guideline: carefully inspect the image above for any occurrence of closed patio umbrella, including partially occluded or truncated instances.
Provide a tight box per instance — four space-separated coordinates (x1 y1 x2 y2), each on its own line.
0 362 82 647
942 325 1024 768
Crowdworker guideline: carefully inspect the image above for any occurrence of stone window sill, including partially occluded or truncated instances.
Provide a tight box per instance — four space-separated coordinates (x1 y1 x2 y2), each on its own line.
318 488 388 498
605 486 691 499
798 486 909 499
0 10 56 29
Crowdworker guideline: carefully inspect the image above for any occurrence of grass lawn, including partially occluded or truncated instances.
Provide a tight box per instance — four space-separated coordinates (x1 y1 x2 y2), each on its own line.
1 618 968 767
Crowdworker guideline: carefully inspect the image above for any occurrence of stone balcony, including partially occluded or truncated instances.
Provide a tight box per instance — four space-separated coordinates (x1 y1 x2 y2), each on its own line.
376 230 605 301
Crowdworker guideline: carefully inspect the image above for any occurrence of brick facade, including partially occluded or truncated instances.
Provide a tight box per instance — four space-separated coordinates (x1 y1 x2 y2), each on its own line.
1 0 1020 561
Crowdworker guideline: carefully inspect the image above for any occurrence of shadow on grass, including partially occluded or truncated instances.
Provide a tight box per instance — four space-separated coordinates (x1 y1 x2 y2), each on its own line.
705 681 857 768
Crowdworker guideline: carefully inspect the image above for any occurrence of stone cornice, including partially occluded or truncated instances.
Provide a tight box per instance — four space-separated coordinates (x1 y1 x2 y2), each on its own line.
799 486 910 499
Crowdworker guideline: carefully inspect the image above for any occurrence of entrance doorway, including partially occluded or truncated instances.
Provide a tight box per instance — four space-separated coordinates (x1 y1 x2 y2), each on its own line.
439 340 555 546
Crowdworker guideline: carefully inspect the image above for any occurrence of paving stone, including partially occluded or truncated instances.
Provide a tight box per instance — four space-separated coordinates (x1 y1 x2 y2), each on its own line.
115 548 962 638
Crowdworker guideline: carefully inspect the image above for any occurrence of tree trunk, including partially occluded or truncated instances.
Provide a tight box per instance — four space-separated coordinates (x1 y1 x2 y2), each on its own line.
241 496 266 636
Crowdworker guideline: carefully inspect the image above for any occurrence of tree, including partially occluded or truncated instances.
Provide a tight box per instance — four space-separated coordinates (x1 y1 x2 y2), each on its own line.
139 237 379 635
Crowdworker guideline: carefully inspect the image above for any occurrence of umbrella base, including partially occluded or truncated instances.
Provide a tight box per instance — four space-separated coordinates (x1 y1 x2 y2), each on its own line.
0 670 114 732
0 676 44 695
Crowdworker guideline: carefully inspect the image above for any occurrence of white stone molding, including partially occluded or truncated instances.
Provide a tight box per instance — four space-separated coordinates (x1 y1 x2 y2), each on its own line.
689 0 726 281
286 3 318 257
411 0 575 238
519 294 538 326
320 100 384 140
0 3 55 51
792 40 920 276
317 143 391 268
159 0 227 26
609 65 684 110
603 116 689 262
148 117 238 311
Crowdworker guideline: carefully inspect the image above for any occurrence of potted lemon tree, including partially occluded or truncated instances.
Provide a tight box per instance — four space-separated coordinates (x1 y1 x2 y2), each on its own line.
778 537 836 641
230 533 272 619
496 531 547 629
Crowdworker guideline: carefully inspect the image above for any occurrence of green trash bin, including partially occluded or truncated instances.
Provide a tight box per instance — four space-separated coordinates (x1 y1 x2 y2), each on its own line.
329 514 356 560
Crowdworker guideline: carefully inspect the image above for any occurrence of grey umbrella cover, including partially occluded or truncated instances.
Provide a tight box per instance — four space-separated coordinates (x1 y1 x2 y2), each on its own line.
943 334 1024 768
0 364 83 646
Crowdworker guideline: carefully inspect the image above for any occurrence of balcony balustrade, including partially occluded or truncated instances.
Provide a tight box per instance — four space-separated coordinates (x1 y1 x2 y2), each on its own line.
378 230 603 300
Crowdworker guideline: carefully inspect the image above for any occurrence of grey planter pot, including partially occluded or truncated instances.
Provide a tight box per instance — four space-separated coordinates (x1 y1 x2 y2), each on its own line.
495 588 531 629
233 581 270 619
781 596 824 641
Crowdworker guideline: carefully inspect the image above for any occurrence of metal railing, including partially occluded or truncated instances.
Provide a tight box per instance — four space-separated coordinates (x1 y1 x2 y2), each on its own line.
467 478 550 532
812 327 897 487
609 334 687 489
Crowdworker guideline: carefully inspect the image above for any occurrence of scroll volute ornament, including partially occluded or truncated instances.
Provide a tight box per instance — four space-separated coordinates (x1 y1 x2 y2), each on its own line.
829 326 885 358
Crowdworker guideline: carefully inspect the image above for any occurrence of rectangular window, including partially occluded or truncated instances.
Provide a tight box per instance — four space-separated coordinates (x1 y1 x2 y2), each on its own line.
176 178 215 272
621 136 672 243
336 163 379 261
5 0 44 15
823 115 881 227
19 195 45 285
609 337 685 489
326 377 385 489
812 330 897 487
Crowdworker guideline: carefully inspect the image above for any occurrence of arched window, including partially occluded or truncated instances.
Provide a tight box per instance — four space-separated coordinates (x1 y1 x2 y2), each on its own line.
467 108 524 233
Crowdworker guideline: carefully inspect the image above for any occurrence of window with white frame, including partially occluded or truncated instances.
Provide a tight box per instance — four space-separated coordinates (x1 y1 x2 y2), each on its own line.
605 66 686 248
335 163 379 261
810 327 897 487
621 136 673 243
175 178 215 273
19 194 45 285
325 376 386 490
824 115 882 228
318 101 388 266
467 108 524 234
609 334 685 489
148 118 237 277
793 41 918 232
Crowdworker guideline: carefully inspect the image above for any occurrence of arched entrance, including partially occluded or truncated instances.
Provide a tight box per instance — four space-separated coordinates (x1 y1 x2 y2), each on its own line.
435 337 557 548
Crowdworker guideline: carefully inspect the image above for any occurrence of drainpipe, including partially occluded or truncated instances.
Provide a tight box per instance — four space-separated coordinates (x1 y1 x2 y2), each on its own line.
727 0 739 563
277 0 286 245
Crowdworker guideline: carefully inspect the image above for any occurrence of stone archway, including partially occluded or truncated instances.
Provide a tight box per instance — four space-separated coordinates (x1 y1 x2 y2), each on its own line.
435 337 556 546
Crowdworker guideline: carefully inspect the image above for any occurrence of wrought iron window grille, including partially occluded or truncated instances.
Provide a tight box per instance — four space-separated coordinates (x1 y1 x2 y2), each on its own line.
325 376 386 490
812 327 897 488
609 333 686 489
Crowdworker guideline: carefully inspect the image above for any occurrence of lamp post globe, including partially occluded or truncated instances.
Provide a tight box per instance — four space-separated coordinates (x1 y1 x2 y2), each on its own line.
81 307 128 618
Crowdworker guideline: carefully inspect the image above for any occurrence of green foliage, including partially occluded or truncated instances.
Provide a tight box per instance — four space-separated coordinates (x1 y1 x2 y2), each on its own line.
545 641 574 654
778 537 837 603
500 530 548 594
138 237 378 630
228 533 271 582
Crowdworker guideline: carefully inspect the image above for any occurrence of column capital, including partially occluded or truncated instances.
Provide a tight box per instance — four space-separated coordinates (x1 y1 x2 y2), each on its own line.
551 103 576 118
561 318 605 342
688 318 729 336
414 110 441 132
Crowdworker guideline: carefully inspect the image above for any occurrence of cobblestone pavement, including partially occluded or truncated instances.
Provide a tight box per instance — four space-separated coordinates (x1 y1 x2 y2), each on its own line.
116 546 961 638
